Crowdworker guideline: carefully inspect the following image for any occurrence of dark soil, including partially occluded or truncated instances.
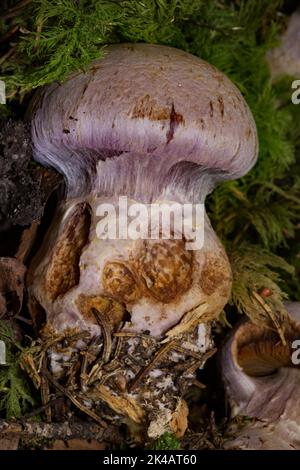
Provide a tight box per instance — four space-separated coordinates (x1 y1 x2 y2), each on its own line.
0 120 44 229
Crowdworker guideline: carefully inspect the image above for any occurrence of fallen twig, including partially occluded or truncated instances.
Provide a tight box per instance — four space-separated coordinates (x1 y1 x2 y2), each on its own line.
186 348 217 374
43 369 107 428
128 340 177 392
92 308 112 363
0 419 121 445
0 25 19 44
1 0 32 21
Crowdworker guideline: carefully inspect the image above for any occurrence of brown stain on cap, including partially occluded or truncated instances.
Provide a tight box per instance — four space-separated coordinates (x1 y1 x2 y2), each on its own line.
166 103 184 144
131 94 170 121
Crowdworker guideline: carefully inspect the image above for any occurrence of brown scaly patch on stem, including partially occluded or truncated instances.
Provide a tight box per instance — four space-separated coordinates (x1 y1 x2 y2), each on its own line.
200 252 231 296
44 202 91 301
102 262 141 304
138 239 193 303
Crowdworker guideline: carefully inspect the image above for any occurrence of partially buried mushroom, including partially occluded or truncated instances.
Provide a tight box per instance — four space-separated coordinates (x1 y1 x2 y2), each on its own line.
27 44 258 437
221 302 300 450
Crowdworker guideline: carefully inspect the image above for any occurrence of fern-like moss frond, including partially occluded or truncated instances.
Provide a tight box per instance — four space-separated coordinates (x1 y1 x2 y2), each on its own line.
229 243 294 329
0 321 35 419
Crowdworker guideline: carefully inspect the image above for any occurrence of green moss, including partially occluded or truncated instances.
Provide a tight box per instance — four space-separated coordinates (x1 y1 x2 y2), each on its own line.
0 321 35 419
150 432 181 450
229 242 294 321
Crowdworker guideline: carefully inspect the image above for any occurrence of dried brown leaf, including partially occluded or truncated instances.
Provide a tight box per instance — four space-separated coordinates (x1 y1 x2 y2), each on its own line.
0 257 26 318
96 384 145 424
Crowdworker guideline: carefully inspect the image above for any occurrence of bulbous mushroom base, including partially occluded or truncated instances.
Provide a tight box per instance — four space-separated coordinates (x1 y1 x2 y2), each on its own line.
27 196 231 438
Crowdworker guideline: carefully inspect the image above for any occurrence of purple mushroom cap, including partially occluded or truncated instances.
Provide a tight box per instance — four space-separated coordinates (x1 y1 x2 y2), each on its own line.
30 44 258 202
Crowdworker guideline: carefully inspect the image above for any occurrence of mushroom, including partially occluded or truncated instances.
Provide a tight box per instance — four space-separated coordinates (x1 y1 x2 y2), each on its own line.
221 302 300 450
27 44 258 437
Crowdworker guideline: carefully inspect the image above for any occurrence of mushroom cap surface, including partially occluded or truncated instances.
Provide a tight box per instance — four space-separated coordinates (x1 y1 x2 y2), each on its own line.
30 43 258 200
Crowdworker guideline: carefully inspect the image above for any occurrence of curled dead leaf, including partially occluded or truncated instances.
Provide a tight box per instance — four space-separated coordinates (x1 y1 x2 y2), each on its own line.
170 399 189 438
